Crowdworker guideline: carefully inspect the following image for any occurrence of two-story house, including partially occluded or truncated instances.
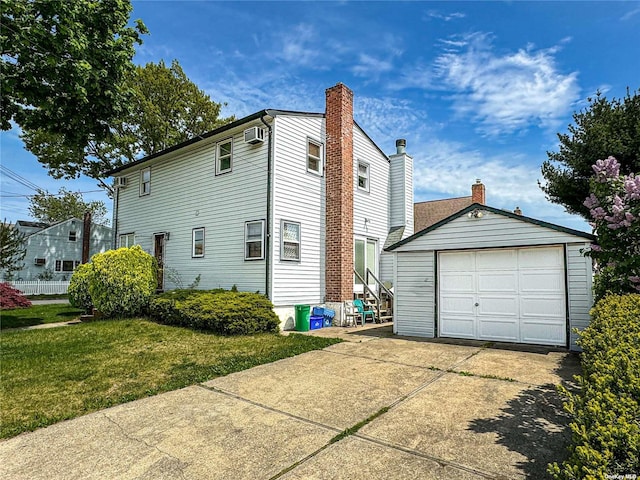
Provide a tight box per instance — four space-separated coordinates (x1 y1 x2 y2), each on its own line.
11 218 112 280
107 83 414 328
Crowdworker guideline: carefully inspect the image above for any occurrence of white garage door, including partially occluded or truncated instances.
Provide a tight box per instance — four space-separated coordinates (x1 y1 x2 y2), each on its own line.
439 246 566 346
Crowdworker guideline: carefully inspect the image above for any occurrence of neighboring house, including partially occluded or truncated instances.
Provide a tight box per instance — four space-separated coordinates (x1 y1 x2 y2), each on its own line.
107 84 414 329
414 180 485 232
386 204 595 351
12 218 112 280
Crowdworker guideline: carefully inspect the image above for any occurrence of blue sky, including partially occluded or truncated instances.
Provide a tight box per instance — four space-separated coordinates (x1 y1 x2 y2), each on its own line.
2 1 639 232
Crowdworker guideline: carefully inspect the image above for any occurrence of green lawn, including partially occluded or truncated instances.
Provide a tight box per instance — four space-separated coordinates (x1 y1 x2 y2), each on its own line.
0 319 341 438
1 303 82 330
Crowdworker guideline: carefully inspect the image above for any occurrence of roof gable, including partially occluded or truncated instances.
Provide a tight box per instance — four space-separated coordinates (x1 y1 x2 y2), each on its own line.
387 203 594 251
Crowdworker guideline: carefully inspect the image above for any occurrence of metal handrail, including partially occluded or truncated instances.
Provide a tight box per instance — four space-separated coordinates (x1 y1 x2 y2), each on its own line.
365 268 393 298
354 269 381 322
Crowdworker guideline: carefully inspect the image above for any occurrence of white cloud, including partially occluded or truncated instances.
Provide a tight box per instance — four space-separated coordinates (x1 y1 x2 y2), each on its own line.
621 7 640 21
432 32 580 136
424 10 466 22
276 23 324 68
351 53 394 78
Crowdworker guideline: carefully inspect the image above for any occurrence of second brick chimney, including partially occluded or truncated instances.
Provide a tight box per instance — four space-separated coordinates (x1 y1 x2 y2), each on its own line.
325 83 354 303
471 179 486 204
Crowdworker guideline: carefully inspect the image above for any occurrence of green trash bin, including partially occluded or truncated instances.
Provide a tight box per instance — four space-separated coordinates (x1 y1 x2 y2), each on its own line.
295 305 311 332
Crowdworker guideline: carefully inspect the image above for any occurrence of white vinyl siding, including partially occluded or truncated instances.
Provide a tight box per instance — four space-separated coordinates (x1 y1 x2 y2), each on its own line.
140 167 151 196
192 228 205 258
271 115 325 305
566 242 594 350
394 251 435 337
353 124 390 285
216 138 233 175
114 123 269 293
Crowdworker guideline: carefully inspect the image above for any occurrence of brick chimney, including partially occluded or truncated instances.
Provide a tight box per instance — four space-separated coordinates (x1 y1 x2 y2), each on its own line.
325 83 354 303
471 179 485 204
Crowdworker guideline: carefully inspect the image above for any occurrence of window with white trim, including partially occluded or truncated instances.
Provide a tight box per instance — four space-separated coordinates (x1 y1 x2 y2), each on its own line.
119 233 136 248
281 221 300 262
307 139 323 175
357 161 370 191
192 228 205 257
245 220 265 260
140 167 151 196
55 260 77 272
68 230 77 241
217 138 233 174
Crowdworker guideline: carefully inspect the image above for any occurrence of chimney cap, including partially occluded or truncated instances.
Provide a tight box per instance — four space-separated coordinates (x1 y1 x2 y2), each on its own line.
395 138 406 154
475 178 482 184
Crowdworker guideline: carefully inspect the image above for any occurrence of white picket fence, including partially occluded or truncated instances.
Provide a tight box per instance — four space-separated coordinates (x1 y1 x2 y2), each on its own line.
9 281 70 295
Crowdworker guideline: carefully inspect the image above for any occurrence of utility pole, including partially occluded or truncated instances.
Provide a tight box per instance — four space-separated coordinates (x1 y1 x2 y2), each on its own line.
81 211 91 263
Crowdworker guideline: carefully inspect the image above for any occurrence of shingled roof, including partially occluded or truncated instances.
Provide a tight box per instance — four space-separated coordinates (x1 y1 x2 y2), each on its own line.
414 196 474 232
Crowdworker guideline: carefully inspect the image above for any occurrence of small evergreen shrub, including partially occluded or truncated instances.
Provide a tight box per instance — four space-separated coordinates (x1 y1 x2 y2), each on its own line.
549 294 640 479
149 290 279 335
0 282 32 309
68 263 93 313
88 246 157 318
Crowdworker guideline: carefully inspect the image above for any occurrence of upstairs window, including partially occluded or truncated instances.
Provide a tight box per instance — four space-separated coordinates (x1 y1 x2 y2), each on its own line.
245 220 265 260
140 167 151 196
192 228 205 258
217 138 233 174
281 221 301 262
357 161 370 192
307 139 322 175
68 230 77 241
119 233 136 248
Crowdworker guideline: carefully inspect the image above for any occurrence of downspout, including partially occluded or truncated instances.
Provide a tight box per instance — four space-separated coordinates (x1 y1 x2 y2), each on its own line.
260 113 273 299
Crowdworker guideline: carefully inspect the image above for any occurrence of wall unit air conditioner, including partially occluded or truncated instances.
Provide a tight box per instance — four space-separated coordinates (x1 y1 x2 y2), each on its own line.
116 177 127 188
34 258 46 266
244 126 265 145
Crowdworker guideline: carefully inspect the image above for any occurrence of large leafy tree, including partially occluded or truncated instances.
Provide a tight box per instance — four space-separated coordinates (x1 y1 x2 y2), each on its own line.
540 90 640 219
1 0 147 151
22 60 235 186
0 221 26 279
28 188 108 225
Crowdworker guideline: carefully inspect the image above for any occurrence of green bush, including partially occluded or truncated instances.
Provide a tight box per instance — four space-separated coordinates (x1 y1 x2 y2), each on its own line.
68 263 93 313
549 294 640 479
149 290 279 335
88 246 157 318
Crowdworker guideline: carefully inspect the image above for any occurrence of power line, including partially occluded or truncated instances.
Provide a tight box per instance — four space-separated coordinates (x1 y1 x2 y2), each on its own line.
0 165 43 192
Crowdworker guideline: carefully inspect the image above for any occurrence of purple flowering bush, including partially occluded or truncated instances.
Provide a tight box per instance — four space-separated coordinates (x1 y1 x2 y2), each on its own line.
584 156 640 299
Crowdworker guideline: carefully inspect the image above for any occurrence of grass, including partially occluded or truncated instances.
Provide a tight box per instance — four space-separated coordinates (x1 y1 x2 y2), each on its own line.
25 294 69 300
1 303 82 330
0 319 341 438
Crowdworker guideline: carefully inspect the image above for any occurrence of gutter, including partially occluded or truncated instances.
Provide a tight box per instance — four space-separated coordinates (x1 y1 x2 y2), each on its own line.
260 114 273 300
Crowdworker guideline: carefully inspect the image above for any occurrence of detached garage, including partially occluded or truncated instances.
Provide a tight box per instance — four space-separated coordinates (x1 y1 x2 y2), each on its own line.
387 204 595 350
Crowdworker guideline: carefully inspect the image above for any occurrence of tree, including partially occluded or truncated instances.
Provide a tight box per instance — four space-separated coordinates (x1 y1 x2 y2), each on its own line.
1 0 147 152
540 90 640 219
0 221 26 279
28 188 108 225
583 156 640 299
22 59 235 186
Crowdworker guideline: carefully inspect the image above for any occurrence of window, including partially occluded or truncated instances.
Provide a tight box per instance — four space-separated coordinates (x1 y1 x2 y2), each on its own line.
307 139 323 175
357 161 370 191
217 138 233 174
34 258 46 266
140 167 151 196
68 230 77 241
245 220 265 260
281 221 300 261
119 233 136 248
192 228 205 257
55 260 76 272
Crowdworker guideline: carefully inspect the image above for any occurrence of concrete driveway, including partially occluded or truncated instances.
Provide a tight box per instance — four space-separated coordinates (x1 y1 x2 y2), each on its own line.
0 325 580 480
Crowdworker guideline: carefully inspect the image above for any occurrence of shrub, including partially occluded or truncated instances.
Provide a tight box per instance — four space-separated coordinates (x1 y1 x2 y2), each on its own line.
549 294 640 479
68 263 93 313
88 246 157 318
150 290 279 335
0 282 31 309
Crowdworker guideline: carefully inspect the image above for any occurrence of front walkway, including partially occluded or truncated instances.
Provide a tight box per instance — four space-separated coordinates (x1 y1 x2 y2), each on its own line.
0 325 580 479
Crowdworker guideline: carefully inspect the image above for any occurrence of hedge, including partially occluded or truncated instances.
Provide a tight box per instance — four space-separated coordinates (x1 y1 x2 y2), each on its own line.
149 290 279 335
68 263 93 313
549 294 640 479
